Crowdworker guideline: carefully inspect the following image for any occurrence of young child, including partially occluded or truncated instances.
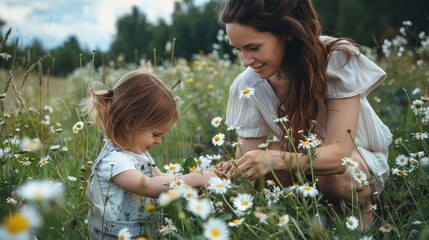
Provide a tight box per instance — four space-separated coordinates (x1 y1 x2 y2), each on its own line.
83 70 215 239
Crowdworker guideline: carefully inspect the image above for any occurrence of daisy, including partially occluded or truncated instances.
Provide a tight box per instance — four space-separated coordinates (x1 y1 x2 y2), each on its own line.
18 180 64 206
273 115 289 123
6 197 17 205
67 176 77 182
394 154 408 167
391 168 407 176
183 187 198 200
352 170 369 186
342 157 359 170
233 193 254 212
277 214 290 227
159 218 177 236
254 211 268 224
208 177 232 195
159 189 182 206
118 228 132 240
297 184 319 198
0 213 31 239
167 178 187 190
297 139 312 150
50 145 60 151
187 198 212 220
39 156 51 167
345 216 359 230
228 218 244 227
212 133 225 146
72 121 84 134
211 116 223 128
20 137 42 152
203 218 230 240
227 125 241 131
378 224 393 233
163 163 182 174
0 52 12 61
239 87 255 99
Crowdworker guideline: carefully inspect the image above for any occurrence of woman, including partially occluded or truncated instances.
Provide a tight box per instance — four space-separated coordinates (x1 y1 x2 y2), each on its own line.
218 0 392 229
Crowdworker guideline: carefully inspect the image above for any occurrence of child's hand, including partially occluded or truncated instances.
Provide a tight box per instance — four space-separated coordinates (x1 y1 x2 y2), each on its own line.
213 162 233 178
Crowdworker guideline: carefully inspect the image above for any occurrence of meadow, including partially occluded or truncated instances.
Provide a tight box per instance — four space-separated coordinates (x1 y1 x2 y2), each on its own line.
0 22 428 240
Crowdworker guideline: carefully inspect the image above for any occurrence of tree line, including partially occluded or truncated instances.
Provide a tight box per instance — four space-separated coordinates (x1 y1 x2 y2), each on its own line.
0 0 428 76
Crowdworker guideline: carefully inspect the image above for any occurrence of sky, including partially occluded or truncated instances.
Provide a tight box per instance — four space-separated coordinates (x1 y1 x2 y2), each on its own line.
0 0 211 51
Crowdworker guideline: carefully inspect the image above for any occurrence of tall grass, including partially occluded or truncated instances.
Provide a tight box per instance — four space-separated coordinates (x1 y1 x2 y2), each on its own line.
0 22 428 239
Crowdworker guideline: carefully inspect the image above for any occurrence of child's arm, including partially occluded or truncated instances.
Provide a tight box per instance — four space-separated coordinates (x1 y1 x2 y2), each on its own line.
112 168 215 198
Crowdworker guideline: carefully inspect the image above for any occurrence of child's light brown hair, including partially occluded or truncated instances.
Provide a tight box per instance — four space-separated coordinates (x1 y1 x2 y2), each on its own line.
82 69 178 151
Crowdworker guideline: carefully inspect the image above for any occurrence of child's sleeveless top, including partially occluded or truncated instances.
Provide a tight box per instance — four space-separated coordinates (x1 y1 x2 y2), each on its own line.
87 141 160 239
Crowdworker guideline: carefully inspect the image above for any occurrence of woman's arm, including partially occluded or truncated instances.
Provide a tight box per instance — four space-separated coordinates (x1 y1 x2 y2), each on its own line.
229 95 361 179
112 167 215 198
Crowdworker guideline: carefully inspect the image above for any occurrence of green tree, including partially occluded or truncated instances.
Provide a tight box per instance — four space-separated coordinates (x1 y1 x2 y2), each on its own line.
110 6 154 64
52 36 82 76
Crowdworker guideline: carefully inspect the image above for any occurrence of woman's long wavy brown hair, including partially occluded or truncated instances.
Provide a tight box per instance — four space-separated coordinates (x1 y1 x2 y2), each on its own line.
219 0 357 142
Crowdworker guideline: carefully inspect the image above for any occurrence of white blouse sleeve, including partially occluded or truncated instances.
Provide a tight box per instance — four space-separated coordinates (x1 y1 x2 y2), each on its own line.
225 68 282 138
325 47 386 99
98 151 135 181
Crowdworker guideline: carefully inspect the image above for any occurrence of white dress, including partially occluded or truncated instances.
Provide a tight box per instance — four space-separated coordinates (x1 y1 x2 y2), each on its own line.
225 36 393 192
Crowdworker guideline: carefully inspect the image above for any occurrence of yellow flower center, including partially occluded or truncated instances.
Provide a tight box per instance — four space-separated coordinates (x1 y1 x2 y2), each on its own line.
169 166 176 171
242 88 250 94
211 228 220 237
303 141 310 146
241 200 248 206
5 214 29 234
303 186 312 191
145 204 156 212
136 237 147 240
214 136 220 141
216 183 224 188
196 205 203 211
233 219 240 224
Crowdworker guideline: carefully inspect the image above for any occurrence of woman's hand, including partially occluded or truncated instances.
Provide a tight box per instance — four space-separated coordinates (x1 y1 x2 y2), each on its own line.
228 150 278 180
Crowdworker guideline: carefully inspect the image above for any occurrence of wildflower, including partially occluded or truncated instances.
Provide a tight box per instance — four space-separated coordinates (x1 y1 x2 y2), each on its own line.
366 204 377 212
67 176 77 182
273 115 289 123
208 177 232 194
158 218 177 236
228 218 244 227
342 157 359 170
298 139 312 150
21 137 42 152
167 178 186 190
360 236 374 240
187 198 212 220
352 170 369 186
391 168 407 176
412 220 423 225
197 156 212 170
18 180 64 205
0 213 31 238
345 216 359 230
258 143 269 149
266 180 276 186
0 52 12 61
394 154 408 167
239 87 255 99
50 145 60 151
211 116 223 128
38 156 51 167
233 193 254 212
118 228 132 240
159 189 182 206
43 105 54 114
212 133 225 146
254 211 268 224
378 224 393 233
231 140 242 148
297 184 319 198
203 218 230 240
6 197 17 205
61 146 69 152
227 125 240 131
145 204 156 213
72 121 84 134
277 214 290 227
163 163 182 174
183 187 198 200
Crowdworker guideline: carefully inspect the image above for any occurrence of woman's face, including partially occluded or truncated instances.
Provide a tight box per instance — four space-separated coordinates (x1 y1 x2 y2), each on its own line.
226 23 285 80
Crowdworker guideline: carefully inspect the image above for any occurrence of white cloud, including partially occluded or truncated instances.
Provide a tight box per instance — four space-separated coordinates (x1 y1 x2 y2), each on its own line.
0 0 210 51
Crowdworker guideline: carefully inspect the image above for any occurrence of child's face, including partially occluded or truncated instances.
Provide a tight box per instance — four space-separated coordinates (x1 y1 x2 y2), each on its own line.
131 119 175 153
